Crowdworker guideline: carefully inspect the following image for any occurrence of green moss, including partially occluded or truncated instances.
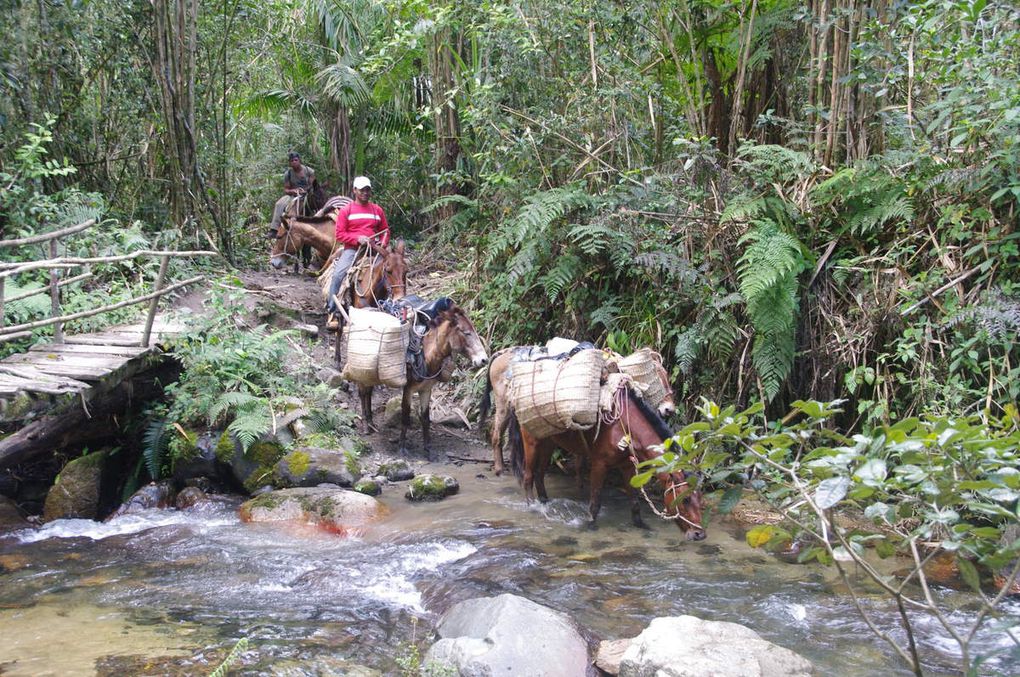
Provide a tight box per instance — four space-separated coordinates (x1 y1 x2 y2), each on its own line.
168 428 199 462
214 431 235 463
284 450 312 477
355 480 381 496
245 491 285 511
344 450 361 478
248 440 285 466
299 432 339 448
243 466 276 494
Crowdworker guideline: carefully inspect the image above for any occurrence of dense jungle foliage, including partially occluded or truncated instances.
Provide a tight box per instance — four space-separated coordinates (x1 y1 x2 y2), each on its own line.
1 1 1017 673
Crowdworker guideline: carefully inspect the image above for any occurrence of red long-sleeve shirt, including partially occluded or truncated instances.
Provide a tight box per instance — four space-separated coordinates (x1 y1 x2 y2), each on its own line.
334 201 390 249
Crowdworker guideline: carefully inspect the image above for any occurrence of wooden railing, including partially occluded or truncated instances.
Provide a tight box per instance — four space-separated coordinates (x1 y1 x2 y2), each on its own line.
0 219 217 346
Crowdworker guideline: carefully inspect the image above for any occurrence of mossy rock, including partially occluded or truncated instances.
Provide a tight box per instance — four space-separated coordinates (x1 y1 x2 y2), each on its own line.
272 447 355 489
214 430 236 464
378 460 415 482
43 450 111 521
354 479 381 496
239 487 386 532
405 474 459 502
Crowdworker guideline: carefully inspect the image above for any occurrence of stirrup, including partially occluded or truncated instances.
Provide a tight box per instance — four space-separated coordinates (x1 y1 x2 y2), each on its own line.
326 314 340 332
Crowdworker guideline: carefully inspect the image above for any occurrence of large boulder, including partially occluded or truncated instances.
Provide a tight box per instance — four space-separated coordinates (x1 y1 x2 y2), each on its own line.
239 487 385 533
378 459 415 482
273 447 356 488
425 594 591 676
618 616 813 677
43 450 111 522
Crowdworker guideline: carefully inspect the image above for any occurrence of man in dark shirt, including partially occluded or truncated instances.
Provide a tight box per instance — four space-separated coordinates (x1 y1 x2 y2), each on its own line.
270 152 316 231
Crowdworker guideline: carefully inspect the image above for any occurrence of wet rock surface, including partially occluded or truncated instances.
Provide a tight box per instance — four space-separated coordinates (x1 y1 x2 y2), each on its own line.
238 486 386 532
42 450 110 522
273 447 356 488
0 495 28 532
111 481 176 517
618 616 814 677
425 593 591 677
378 459 415 482
405 474 459 501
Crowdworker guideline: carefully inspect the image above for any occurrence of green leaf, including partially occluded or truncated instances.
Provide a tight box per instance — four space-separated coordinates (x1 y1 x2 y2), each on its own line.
717 486 744 515
629 470 654 488
854 458 887 486
814 477 850 509
746 525 775 548
957 557 981 594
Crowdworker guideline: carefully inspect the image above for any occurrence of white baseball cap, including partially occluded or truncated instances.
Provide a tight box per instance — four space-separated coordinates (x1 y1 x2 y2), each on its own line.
352 176 372 189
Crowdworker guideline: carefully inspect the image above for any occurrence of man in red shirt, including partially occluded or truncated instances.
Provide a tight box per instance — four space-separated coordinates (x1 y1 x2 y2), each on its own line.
326 176 391 327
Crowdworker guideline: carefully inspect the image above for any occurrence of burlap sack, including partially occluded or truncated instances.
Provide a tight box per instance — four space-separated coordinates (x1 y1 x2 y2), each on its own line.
511 348 604 439
615 347 669 410
342 307 410 388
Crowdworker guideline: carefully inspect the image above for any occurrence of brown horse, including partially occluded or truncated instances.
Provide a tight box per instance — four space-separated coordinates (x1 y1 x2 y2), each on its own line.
479 346 676 475
268 215 335 271
507 384 705 540
355 300 488 460
318 239 409 363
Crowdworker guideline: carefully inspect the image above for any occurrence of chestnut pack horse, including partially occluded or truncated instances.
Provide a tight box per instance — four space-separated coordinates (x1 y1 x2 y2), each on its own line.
507 384 705 540
480 346 676 475
268 215 335 272
355 299 488 460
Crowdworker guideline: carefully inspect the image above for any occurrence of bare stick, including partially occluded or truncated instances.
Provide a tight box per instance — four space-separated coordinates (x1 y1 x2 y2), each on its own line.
0 249 217 279
0 219 97 248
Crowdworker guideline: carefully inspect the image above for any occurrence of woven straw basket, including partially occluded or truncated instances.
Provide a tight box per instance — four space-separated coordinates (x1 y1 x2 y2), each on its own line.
615 347 668 410
342 307 410 388
511 348 604 439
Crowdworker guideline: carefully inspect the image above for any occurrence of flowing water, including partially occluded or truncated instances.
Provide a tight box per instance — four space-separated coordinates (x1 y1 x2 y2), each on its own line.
1 465 1017 676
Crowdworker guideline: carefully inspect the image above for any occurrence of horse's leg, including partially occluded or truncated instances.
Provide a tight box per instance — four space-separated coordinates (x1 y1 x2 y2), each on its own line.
358 384 376 433
521 434 539 503
621 462 649 530
587 458 609 528
399 384 414 456
491 402 507 476
534 445 552 504
418 382 437 462
334 315 346 367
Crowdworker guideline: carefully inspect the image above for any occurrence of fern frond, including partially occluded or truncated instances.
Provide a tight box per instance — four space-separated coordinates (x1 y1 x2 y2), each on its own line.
142 418 168 479
735 143 815 185
540 253 581 302
487 185 595 263
229 406 273 453
209 391 264 426
589 299 622 330
674 328 703 376
568 223 623 256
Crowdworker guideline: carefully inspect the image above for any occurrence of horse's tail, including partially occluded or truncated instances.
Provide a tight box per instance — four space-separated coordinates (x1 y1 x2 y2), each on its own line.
478 362 494 429
508 409 524 484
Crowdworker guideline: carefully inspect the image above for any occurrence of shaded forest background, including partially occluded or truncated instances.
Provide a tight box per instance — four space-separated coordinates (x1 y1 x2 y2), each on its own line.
1 0 1017 427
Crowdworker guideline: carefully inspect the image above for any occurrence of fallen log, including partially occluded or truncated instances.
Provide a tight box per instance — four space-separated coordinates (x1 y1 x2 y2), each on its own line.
0 362 179 470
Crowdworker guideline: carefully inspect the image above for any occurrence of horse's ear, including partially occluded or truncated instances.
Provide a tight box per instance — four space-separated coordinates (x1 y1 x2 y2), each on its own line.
395 239 405 255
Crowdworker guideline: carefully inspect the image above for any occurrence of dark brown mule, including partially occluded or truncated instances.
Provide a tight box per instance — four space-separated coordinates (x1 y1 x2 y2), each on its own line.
265 188 327 272
507 385 706 539
318 239 409 363
268 215 335 271
480 347 676 475
356 301 488 460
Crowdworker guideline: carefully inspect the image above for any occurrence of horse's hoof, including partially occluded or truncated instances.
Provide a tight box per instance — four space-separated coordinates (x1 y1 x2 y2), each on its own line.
633 520 651 531
583 521 599 531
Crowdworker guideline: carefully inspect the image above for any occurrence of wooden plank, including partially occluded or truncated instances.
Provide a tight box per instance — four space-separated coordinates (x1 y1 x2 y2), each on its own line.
0 374 84 396
5 352 130 371
63 333 165 347
0 362 109 381
0 365 91 390
29 343 151 358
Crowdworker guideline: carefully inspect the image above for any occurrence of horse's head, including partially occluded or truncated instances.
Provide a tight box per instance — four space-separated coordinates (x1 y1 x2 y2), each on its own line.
651 353 676 418
662 470 706 541
368 239 408 300
433 304 489 368
625 386 705 541
269 218 295 269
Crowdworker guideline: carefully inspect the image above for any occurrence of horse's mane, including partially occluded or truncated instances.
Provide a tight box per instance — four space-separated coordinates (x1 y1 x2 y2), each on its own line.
292 215 334 225
627 386 673 441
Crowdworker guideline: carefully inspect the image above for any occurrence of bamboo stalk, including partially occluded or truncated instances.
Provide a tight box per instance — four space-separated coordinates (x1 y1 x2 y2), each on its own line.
0 219 97 248
0 275 203 336
0 250 216 279
49 240 63 343
141 255 170 347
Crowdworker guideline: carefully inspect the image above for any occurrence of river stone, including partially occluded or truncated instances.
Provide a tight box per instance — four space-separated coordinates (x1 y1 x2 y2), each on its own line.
0 495 28 533
405 474 459 501
175 486 208 510
596 639 632 675
173 431 220 482
618 616 814 677
111 481 176 517
239 487 385 532
354 479 381 496
43 450 110 522
316 367 345 388
378 459 415 482
273 447 356 488
425 594 590 677
384 396 420 427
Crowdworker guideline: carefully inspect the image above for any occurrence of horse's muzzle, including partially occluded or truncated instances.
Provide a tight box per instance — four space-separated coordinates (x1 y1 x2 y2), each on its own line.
270 256 286 269
684 528 707 542
659 404 676 418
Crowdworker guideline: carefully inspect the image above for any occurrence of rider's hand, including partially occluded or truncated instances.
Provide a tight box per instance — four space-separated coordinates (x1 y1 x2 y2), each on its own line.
357 235 370 245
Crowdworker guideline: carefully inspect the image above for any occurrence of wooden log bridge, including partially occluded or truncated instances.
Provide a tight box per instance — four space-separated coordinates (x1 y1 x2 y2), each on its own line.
0 317 189 469
0 217 218 470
